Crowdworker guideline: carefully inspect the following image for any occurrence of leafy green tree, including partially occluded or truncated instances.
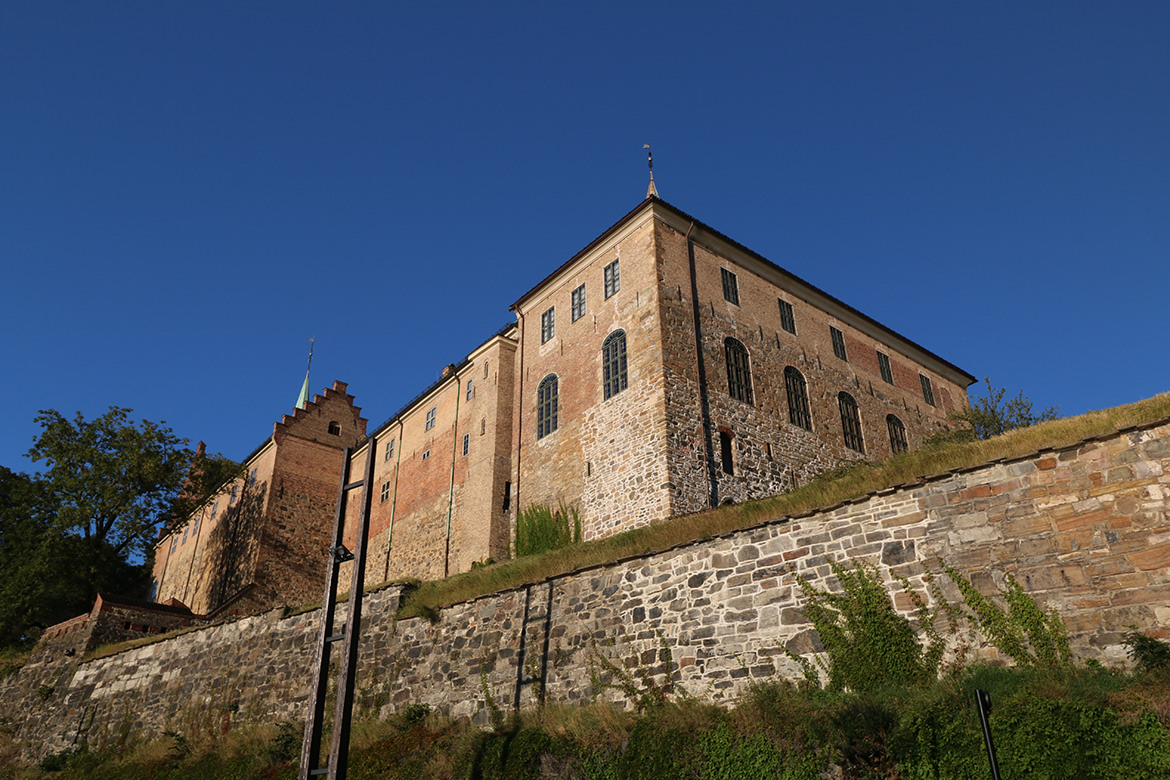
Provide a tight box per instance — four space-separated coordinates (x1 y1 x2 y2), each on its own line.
0 408 235 646
26 407 195 561
954 377 1059 440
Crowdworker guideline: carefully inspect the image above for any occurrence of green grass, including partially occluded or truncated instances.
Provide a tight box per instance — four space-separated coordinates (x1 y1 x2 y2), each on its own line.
393 393 1170 620
7 664 1169 779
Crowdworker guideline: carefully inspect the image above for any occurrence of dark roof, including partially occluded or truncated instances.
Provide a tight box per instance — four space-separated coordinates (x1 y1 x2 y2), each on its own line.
512 196 976 386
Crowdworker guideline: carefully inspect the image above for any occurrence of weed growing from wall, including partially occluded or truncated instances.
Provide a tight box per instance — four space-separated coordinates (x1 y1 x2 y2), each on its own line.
514 502 581 558
788 559 952 692
943 564 1071 668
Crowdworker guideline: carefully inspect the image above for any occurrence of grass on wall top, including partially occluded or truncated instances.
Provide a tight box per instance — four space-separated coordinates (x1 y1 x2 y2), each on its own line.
393 392 1170 620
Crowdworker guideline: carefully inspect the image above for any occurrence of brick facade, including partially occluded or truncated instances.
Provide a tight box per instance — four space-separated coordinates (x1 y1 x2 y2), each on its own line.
150 196 972 611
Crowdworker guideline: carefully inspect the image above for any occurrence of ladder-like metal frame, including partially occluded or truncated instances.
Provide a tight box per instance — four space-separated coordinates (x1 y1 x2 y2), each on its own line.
299 439 376 780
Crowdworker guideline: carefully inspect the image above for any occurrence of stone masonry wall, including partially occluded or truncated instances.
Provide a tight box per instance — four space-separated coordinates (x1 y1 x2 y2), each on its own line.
5 417 1168 761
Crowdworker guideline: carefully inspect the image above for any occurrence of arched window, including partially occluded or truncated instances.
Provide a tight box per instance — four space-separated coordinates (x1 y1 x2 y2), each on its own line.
887 414 908 454
537 375 558 439
724 337 753 404
838 392 864 453
602 330 628 400
784 366 812 431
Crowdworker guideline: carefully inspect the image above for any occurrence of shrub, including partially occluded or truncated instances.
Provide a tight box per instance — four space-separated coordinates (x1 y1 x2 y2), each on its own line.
1124 631 1170 674
515 502 581 558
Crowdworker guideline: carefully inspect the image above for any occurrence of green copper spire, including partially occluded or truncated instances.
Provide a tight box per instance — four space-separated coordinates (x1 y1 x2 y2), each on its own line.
296 338 314 410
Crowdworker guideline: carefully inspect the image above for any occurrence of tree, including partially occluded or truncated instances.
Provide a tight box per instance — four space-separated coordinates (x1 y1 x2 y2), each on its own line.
0 409 238 646
953 377 1059 440
26 407 195 562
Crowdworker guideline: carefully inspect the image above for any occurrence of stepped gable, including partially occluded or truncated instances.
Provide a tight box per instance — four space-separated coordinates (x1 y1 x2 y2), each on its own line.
273 379 367 448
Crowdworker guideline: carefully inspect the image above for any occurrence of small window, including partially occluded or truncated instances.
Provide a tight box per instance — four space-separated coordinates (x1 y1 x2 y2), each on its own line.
830 327 847 361
724 337 753 405
838 392 864 453
602 330 628 400
481 417 486 435
784 366 812 431
878 352 894 384
425 408 436 431
192 514 200 534
248 467 257 486
385 438 395 461
920 374 936 407
484 361 489 378
721 268 739 305
380 481 391 503
719 431 735 475
182 526 189 544
571 283 586 321
778 299 796 334
537 374 559 438
604 259 620 298
210 501 219 520
422 450 431 461
229 485 238 505
170 536 177 553
540 307 555 343
462 433 469 456
150 581 159 600
502 481 512 511
887 414 908 454
328 421 341 435
466 380 474 401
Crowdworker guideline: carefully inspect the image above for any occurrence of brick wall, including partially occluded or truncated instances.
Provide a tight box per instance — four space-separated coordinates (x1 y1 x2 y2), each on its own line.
6 415 1168 761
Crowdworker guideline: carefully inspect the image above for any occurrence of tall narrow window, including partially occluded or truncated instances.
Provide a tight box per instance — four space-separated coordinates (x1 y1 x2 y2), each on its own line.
385 438 395 461
920 374 936 406
721 268 740 305
462 433 470 456
830 326 847 361
778 298 796 334
719 431 735 475
481 417 486 435
540 307 555 343
602 330 628 400
724 337 753 405
380 481 391 503
838 392 864 453
211 502 219 520
784 366 812 431
571 283 586 321
230 485 238 505
537 375 559 438
604 259 620 298
878 352 894 384
887 414 908 454
425 408 436 431
466 379 474 401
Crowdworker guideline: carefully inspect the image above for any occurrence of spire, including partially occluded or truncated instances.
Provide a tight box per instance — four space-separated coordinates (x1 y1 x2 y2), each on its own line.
296 338 314 410
643 144 658 199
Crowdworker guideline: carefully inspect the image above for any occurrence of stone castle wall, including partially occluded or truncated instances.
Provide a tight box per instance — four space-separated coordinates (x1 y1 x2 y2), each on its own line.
5 417 1168 761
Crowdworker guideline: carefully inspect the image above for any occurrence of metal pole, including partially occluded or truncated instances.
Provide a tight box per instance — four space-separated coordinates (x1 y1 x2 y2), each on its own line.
975 689 1002 780
299 449 354 780
327 437 377 780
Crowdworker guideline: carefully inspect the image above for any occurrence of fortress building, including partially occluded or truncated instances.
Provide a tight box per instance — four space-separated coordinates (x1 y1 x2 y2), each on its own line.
152 195 975 617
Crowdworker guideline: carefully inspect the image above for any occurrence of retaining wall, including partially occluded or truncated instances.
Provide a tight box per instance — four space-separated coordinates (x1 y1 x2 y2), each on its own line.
3 418 1168 760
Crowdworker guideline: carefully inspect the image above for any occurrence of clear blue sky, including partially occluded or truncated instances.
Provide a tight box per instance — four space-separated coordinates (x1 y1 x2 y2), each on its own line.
3 2 1168 471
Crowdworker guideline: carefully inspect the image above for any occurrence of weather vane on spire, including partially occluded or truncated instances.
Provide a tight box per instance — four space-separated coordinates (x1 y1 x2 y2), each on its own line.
296 337 314 410
644 144 658 199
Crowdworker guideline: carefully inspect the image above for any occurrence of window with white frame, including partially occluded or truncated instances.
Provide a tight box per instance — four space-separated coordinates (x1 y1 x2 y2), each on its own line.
571 283 586 321
604 259 620 298
540 307 555 343
425 407 436 431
